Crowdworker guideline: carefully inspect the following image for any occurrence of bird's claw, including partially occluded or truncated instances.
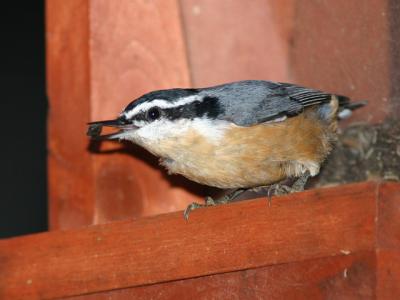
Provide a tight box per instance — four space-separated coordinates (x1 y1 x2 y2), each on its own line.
205 196 217 206
183 202 203 220
268 183 293 196
266 184 288 206
266 171 310 205
184 172 310 219
183 196 220 220
183 198 211 220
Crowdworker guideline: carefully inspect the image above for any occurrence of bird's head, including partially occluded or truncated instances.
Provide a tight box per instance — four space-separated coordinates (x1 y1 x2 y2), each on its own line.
87 88 225 154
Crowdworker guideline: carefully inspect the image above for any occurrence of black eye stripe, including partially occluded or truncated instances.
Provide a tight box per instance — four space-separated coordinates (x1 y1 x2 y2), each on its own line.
163 97 221 120
127 96 222 122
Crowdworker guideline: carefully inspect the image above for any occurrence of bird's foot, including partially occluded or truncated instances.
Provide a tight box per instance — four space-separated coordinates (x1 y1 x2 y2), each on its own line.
220 189 246 203
183 189 245 220
183 172 311 219
267 183 292 197
183 196 217 220
266 171 311 205
183 202 205 220
289 170 311 192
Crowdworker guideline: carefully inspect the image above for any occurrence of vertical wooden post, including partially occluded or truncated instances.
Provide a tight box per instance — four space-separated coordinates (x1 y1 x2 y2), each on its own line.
88 0 199 224
47 0 93 229
46 0 200 229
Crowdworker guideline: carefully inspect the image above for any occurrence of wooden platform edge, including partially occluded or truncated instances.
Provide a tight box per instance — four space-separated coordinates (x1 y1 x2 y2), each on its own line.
68 251 378 299
0 181 397 299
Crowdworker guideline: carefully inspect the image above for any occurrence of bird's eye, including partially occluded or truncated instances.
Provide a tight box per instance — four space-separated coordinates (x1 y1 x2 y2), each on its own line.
147 107 161 121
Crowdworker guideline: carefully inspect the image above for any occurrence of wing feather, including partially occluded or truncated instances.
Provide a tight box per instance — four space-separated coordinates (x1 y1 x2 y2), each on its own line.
200 80 350 126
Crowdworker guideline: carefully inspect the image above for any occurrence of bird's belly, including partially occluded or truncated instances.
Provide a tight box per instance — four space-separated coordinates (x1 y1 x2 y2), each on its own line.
155 113 334 189
161 154 285 189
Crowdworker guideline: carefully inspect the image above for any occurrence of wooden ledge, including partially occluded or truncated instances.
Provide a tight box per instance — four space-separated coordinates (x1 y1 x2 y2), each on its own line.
0 181 398 299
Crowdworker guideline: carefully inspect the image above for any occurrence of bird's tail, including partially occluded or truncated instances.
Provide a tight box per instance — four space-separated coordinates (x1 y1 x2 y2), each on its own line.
336 95 367 119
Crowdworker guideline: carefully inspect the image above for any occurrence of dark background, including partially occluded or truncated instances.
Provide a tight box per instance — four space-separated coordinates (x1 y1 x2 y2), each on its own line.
0 1 47 238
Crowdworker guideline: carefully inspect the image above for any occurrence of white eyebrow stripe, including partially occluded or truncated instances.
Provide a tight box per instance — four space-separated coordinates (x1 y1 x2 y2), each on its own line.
123 95 202 119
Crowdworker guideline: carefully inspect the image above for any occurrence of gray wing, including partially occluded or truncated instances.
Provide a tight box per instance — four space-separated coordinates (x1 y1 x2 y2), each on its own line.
200 80 340 126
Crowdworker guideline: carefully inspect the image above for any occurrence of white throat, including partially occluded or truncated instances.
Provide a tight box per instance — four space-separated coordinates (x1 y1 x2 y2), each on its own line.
122 118 232 148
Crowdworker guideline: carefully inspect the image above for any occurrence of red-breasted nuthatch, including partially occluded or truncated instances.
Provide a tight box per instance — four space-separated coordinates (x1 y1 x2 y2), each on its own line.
87 80 365 218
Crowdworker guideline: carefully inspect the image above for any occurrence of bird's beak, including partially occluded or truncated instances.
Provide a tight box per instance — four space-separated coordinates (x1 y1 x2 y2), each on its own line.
87 118 137 140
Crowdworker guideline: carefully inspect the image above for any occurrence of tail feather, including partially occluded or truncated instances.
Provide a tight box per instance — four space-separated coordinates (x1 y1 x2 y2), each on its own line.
336 94 367 119
337 95 351 107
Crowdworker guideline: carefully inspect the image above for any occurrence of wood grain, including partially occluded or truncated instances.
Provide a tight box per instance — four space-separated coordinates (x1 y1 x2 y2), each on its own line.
377 181 400 250
376 182 400 299
180 0 294 86
0 182 379 299
291 0 392 123
46 0 94 229
69 252 376 300
47 0 204 229
88 0 202 223
377 250 400 299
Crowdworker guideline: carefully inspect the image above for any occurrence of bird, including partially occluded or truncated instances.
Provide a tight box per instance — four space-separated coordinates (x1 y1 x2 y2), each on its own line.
87 80 365 219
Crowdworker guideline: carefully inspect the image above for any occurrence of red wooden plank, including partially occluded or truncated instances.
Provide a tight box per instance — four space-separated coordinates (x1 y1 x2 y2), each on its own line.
377 250 400 299
0 182 378 299
291 0 393 123
46 0 201 229
46 0 94 229
377 182 400 250
179 0 294 86
88 0 200 222
69 252 376 300
376 182 400 299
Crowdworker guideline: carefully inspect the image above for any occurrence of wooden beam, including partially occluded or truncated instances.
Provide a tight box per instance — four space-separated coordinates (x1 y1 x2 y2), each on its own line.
88 0 198 223
377 249 400 298
376 182 400 298
69 252 377 299
46 0 200 229
0 182 383 299
377 182 400 249
46 0 94 229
